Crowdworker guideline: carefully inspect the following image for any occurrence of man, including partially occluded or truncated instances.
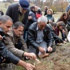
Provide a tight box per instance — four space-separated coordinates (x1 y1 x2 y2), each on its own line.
28 16 53 58
6 0 30 40
0 15 35 70
25 6 37 42
6 0 29 24
5 21 36 59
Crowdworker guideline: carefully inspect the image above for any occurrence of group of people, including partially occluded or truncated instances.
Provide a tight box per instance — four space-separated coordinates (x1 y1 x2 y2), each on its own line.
0 0 70 70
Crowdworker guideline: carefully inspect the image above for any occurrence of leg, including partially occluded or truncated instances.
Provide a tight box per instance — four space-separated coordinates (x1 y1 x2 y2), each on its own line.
29 46 37 54
38 41 47 55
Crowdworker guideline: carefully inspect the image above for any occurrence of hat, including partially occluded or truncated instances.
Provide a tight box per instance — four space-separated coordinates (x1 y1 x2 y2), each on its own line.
19 0 29 10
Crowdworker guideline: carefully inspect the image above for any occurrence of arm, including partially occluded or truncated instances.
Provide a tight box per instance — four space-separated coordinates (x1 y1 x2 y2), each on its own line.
28 29 39 49
5 36 36 59
4 36 24 58
20 36 28 52
29 12 37 22
52 31 63 43
47 30 53 47
2 45 35 70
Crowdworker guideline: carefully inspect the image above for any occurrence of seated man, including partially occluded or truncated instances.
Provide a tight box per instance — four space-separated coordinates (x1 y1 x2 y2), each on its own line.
28 16 53 58
0 15 35 70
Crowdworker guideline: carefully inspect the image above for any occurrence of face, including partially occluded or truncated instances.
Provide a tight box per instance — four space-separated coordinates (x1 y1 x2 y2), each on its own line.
20 6 27 14
14 26 24 37
0 20 13 34
38 22 46 30
47 10 52 15
64 15 67 20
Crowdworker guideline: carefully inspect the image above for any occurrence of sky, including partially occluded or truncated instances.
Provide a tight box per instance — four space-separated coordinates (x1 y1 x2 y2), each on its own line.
0 0 3 1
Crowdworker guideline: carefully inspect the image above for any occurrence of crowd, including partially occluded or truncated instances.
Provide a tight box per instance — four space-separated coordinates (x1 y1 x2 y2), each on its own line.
0 0 70 70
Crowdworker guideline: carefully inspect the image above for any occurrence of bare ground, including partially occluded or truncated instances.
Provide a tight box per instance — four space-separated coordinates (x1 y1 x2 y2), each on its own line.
16 42 70 70
35 43 70 70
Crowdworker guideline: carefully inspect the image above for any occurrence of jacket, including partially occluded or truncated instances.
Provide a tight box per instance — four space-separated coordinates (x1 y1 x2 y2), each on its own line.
0 28 20 64
25 11 37 30
6 3 29 25
3 31 28 58
28 22 53 50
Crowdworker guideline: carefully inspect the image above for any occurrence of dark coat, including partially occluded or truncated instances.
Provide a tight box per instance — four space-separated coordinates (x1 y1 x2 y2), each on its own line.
6 3 29 25
28 22 53 50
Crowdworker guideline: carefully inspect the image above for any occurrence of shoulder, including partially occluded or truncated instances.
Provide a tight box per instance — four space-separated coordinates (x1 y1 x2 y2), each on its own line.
8 3 18 9
7 30 13 38
29 22 37 30
45 24 51 31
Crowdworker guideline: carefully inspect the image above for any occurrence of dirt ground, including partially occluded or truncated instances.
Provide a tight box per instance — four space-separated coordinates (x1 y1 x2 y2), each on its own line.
32 42 70 70
16 42 70 70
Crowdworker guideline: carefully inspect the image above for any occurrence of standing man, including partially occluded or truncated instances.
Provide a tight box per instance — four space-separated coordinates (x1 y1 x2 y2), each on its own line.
6 0 29 24
6 0 30 40
28 16 53 58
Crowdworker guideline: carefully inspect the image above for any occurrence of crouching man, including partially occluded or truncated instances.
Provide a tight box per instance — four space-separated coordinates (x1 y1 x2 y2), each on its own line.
28 16 53 58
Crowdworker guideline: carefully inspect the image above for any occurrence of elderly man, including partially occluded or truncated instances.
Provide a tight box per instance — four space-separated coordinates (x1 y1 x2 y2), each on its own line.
28 16 53 58
6 0 29 24
6 0 30 40
0 15 35 70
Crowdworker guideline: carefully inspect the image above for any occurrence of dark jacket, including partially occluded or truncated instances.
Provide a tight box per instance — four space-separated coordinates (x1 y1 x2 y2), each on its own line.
25 11 37 30
3 31 28 58
28 22 53 50
0 28 20 64
6 3 29 25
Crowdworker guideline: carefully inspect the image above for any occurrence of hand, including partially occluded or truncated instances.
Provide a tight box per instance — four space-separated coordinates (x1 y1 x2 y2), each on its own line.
25 63 35 70
0 35 3 40
28 16 32 20
62 29 66 34
24 52 36 60
39 47 45 54
63 41 66 44
47 46 53 52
